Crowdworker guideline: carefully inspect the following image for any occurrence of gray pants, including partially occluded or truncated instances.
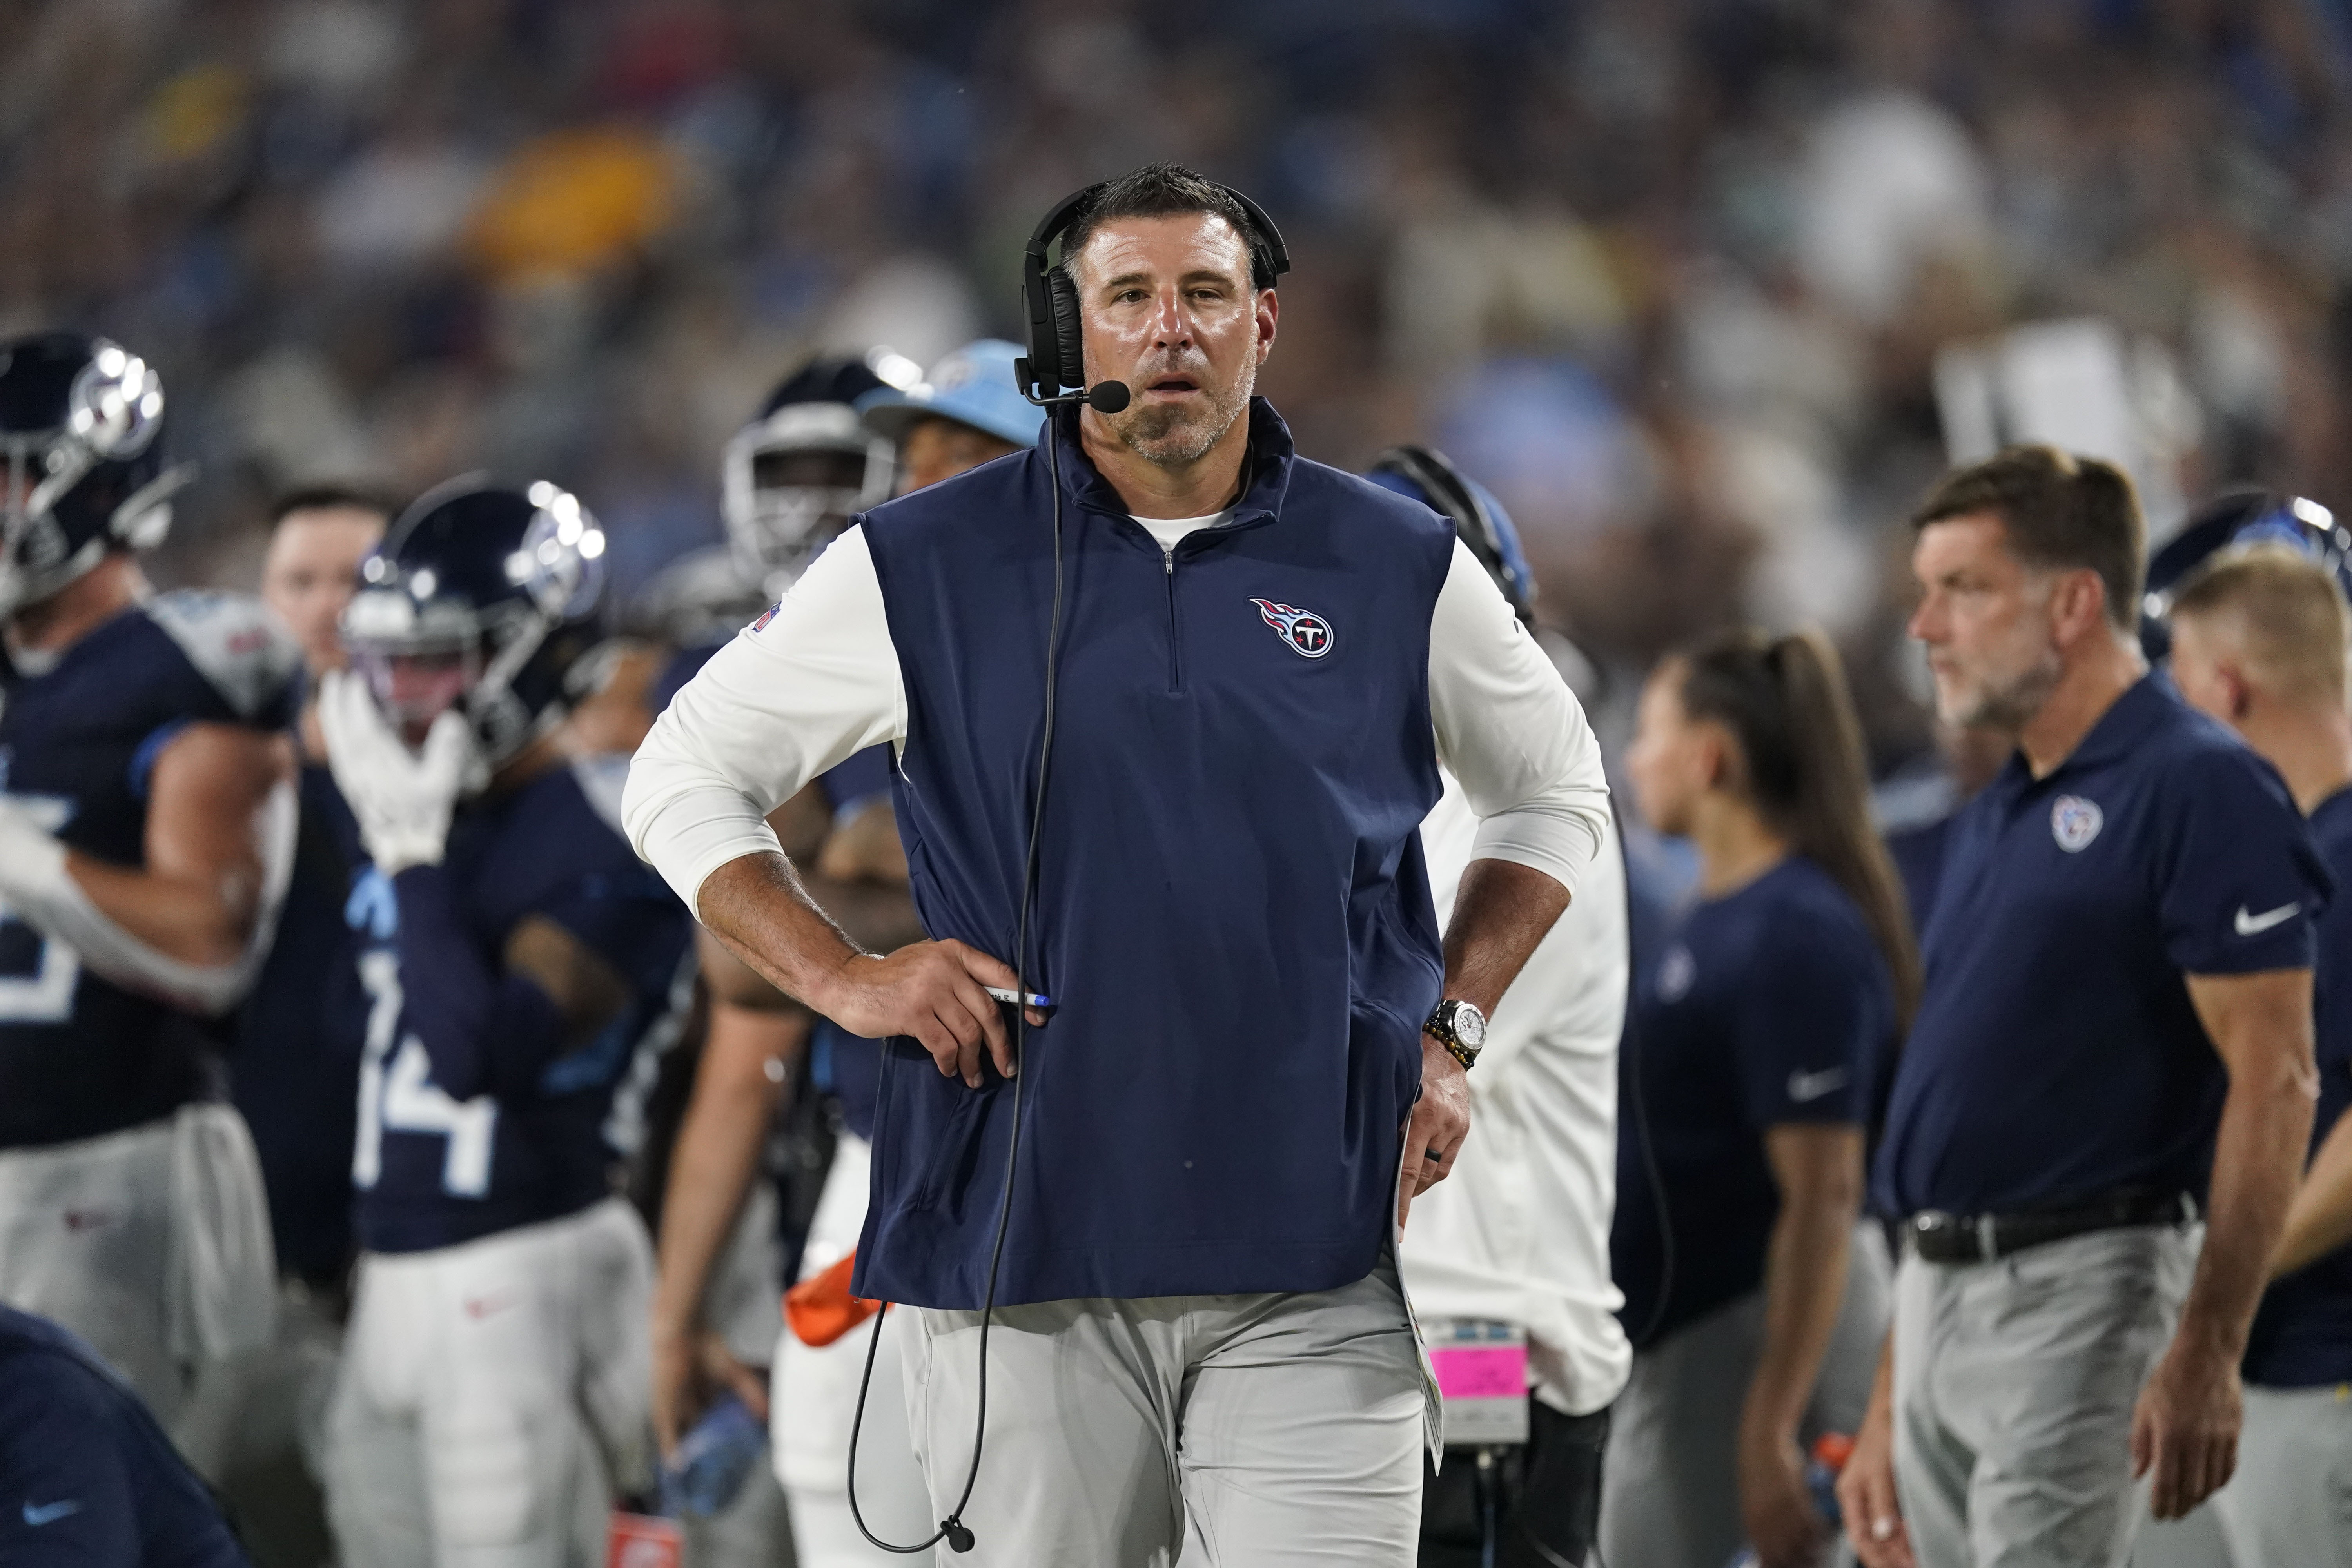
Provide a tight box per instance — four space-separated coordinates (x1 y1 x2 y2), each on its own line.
1892 1224 2199 1568
1599 1221 1891 1568
2211 1381 2352 1568
900 1256 1427 1568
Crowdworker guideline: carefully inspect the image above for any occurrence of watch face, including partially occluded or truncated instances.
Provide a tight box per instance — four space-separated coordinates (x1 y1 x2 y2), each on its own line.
1454 1002 1487 1049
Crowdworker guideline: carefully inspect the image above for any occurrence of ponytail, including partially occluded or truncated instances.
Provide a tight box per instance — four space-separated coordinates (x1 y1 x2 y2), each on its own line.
1675 629 1923 1029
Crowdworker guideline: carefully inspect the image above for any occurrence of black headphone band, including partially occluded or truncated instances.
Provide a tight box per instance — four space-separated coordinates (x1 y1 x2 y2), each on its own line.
1025 180 1290 290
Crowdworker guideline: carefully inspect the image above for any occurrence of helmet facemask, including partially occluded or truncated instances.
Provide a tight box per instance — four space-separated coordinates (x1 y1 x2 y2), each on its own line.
720 402 894 599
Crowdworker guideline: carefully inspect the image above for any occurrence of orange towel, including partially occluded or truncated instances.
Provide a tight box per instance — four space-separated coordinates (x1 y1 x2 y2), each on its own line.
784 1251 886 1347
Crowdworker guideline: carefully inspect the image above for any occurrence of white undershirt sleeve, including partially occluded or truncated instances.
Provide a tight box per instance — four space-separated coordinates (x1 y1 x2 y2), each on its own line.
621 525 907 912
1427 538 1610 895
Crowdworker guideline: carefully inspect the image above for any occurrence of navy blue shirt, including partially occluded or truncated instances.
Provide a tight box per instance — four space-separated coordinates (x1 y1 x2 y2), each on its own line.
1875 675 2330 1218
0 595 298 1149
1885 815 1954 941
232 762 365 1284
851 400 1456 1309
2245 786 2352 1387
1613 857 1895 1347
0 1308 248 1566
348 757 693 1253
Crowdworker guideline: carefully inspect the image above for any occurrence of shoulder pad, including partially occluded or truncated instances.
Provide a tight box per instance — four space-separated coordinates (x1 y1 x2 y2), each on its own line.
570 753 633 840
143 591 302 722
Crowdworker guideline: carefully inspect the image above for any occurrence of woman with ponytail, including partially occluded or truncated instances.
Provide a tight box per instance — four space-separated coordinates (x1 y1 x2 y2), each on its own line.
1601 629 1919 1568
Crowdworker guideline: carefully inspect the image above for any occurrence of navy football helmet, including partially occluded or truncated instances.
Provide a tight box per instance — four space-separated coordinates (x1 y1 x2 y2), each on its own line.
0 331 192 622
2140 489 2352 662
1365 443 1539 626
720 356 896 599
341 476 608 769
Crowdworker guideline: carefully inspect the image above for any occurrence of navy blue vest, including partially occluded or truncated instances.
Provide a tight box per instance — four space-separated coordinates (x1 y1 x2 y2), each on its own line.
854 400 1455 1307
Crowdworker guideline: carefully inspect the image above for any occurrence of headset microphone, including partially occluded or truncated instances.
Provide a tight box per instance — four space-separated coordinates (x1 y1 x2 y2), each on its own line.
1018 376 1131 413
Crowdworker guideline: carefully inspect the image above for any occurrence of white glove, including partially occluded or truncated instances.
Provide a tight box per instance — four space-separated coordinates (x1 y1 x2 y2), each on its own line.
0 793 70 908
318 668 474 876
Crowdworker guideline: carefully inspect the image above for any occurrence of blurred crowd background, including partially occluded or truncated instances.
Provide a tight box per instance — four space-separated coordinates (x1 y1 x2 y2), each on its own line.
5 0 2347 768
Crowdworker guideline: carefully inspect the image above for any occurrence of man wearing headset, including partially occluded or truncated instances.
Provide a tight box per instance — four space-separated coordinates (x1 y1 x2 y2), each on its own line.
624 162 1610 1565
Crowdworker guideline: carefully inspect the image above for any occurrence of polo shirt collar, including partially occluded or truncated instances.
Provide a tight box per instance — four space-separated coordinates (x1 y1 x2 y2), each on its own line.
1048 396 1296 528
1989 670 2175 797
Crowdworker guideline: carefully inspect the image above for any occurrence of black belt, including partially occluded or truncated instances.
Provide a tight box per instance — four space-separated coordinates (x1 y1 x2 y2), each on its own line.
1903 1189 2200 1265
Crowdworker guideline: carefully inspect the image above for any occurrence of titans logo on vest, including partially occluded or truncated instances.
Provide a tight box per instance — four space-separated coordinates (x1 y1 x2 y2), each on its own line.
1250 597 1334 659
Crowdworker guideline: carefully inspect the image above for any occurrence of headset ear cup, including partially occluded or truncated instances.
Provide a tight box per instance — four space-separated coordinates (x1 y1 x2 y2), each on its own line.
1047 266 1083 391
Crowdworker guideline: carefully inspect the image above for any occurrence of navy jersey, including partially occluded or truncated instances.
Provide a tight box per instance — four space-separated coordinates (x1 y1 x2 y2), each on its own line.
349 757 692 1253
1612 857 1894 1346
0 595 298 1149
2244 785 2352 1387
231 763 365 1285
1875 675 2331 1218
0 1307 248 1566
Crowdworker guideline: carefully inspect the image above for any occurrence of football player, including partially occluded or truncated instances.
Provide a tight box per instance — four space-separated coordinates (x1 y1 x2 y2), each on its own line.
316 477 692 1566
0 330 298 1428
638 355 898 655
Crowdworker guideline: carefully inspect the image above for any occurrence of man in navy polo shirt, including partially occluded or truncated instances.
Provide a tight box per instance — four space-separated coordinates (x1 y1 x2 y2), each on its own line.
625 163 1609 1565
1837 446 2329 1568
2165 544 2352 1568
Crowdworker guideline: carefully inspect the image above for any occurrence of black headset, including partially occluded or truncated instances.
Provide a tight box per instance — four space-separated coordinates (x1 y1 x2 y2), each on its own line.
1016 179 1291 401
1369 443 1535 628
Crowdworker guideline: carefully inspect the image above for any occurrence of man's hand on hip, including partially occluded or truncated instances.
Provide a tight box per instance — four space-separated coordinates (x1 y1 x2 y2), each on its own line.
1399 1035 1471 1228
816 939 1038 1088
2131 1332 2242 1519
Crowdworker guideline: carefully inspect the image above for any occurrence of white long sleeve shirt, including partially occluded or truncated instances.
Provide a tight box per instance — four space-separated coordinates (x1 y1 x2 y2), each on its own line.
624 522 1610 917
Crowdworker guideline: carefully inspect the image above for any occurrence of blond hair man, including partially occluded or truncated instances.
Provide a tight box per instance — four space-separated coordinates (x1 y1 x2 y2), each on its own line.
2167 543 2352 1568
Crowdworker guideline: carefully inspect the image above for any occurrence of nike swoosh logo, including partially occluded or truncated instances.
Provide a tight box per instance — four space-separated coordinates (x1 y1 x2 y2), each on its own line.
1788 1067 1851 1103
2234 903 2300 937
23 1499 82 1525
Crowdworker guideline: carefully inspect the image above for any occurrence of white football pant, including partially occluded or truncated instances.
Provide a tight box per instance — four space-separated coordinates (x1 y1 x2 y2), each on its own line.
325 1197 653 1568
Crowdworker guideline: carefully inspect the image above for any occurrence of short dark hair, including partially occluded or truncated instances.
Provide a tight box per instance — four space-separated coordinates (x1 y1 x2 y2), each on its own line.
1062 162 1276 291
269 482 395 530
1910 445 2146 632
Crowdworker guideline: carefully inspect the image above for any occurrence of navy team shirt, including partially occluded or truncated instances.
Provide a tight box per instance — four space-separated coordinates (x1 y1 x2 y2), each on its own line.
0 1307 248 1566
0 595 297 1148
2244 785 2352 1388
348 756 691 1253
232 762 365 1285
1613 857 1895 1346
1875 674 2330 1219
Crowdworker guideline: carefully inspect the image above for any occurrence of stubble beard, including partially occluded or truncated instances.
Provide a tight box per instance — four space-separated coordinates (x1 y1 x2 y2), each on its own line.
1946 644 2063 734
1111 358 1255 469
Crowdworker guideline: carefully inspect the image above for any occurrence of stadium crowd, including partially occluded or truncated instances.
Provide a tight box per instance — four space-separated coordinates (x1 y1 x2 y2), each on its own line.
3 3 2352 1568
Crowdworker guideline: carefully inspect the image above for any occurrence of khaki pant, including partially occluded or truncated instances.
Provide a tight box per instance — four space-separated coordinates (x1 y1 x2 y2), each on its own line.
1892 1224 2200 1568
904 1254 1428 1568
2212 1380 2352 1568
1598 1221 1891 1568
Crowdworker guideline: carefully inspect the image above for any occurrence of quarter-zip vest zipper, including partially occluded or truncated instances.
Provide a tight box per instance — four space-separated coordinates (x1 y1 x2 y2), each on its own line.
1162 545 1183 693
